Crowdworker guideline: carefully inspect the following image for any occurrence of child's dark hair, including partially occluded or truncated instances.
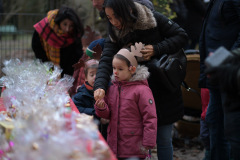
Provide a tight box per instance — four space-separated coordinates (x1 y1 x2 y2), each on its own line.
84 59 99 76
55 6 84 38
103 0 138 42
114 54 131 67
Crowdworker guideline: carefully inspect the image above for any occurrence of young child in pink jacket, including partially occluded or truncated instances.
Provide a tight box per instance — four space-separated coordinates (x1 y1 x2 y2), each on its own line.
95 42 157 160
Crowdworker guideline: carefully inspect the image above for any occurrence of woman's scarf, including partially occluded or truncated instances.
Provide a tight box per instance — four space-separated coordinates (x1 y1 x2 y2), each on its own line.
33 9 75 65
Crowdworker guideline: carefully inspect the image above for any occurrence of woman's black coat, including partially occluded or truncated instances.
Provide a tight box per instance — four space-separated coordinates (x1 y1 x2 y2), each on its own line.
94 3 188 125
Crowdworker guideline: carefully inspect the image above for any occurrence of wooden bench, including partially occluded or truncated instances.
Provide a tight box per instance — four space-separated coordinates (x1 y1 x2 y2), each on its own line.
0 25 17 40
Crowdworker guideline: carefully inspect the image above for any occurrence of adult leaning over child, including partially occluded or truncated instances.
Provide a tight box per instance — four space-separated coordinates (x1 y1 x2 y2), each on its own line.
32 6 84 77
93 0 188 159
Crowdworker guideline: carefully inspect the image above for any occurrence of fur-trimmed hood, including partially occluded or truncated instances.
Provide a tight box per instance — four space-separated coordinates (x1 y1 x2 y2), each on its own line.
111 65 149 82
133 2 157 30
112 2 157 39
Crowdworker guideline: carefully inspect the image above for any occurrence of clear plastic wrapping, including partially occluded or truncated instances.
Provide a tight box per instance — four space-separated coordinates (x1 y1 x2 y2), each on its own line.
0 59 113 160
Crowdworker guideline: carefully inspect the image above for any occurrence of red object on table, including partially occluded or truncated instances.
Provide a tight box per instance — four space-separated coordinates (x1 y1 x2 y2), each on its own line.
69 98 80 114
0 98 6 112
1 87 6 93
0 87 6 112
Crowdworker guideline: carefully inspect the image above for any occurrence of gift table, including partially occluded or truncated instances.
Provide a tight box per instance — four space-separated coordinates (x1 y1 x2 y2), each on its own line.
0 87 117 160
0 60 117 160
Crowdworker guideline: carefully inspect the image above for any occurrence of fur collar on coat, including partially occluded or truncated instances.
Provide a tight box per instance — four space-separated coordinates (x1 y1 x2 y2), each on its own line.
112 2 157 40
133 2 156 30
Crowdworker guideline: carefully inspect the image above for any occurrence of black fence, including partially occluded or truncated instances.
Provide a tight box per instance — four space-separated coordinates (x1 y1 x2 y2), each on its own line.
0 13 45 77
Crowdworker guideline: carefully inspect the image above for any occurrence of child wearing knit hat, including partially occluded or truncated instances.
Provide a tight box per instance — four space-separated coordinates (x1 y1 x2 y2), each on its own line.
70 38 105 97
86 38 105 58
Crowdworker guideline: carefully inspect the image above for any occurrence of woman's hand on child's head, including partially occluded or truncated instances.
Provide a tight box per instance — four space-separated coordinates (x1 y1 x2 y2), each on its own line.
141 45 154 61
95 99 105 108
94 88 105 101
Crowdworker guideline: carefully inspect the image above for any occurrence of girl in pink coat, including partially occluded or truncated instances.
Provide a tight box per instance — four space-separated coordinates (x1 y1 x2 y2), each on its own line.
95 43 157 159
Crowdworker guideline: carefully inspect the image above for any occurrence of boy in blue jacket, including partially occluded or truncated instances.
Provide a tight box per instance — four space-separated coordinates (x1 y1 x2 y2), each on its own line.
72 59 109 139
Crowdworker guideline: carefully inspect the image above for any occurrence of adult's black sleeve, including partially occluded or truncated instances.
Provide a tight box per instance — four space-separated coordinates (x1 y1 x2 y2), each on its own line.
93 37 119 92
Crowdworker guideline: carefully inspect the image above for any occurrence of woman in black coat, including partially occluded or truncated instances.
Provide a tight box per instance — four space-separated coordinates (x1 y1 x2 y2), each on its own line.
32 6 84 76
93 0 188 159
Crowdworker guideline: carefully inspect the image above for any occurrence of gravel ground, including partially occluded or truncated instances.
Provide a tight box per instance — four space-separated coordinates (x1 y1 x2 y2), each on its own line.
150 124 205 160
150 137 205 160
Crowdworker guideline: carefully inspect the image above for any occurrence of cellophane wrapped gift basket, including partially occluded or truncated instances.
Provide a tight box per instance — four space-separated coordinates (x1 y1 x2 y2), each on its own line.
0 59 114 160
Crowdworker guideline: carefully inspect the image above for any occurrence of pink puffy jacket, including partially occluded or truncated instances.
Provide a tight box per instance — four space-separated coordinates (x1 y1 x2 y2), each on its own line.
95 66 157 159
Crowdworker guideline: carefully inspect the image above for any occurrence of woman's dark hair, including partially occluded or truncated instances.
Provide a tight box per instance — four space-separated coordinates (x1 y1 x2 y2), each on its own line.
55 6 84 38
114 54 131 67
103 0 138 42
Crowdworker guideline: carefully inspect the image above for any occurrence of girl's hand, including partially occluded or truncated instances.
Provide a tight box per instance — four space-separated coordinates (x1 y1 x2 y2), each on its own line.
140 146 151 155
95 99 105 108
94 88 105 101
141 45 154 61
